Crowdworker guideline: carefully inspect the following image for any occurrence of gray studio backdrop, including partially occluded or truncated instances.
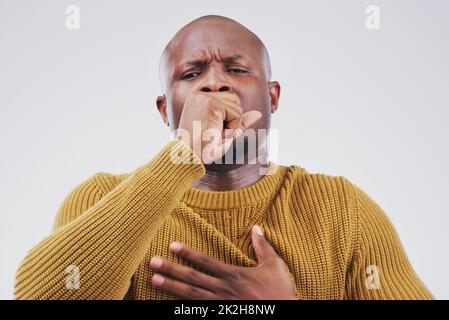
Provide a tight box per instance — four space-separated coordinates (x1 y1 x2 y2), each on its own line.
1 0 448 299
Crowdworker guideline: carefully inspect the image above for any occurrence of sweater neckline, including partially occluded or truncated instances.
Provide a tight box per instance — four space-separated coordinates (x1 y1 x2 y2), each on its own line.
181 162 288 210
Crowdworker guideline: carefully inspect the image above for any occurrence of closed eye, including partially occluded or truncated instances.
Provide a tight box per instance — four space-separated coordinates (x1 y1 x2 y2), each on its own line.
181 72 201 80
228 68 247 73
180 68 247 80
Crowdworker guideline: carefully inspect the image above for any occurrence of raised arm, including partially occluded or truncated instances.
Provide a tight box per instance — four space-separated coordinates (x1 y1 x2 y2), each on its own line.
14 140 204 300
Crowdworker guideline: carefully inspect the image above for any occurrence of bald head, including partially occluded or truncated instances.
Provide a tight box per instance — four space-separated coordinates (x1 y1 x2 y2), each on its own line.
158 15 271 93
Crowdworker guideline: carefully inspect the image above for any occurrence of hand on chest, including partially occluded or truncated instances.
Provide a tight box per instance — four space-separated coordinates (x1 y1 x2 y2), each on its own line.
130 205 348 299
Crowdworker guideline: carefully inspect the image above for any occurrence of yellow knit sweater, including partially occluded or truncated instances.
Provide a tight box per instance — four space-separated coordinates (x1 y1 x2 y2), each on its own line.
14 139 434 300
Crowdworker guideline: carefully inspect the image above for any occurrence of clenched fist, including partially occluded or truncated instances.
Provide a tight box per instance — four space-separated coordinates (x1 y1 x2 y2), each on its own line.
176 91 262 164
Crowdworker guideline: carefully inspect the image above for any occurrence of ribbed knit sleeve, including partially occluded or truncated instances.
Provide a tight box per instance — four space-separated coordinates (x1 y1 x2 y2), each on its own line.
345 180 434 299
14 139 205 300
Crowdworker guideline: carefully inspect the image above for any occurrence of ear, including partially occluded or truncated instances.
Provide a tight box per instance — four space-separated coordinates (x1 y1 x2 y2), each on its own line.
156 95 168 125
268 81 281 114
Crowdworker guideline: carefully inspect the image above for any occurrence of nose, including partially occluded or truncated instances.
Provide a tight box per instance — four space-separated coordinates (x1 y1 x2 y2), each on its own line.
200 68 233 93
201 84 231 93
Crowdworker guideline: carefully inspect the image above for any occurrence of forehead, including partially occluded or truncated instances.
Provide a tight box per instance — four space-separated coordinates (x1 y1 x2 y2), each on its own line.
164 24 264 69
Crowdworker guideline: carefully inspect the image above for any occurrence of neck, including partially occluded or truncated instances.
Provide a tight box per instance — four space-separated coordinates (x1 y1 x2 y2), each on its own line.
191 161 271 191
192 137 271 191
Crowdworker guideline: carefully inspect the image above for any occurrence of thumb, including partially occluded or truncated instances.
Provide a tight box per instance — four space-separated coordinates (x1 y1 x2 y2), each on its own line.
251 224 279 265
234 110 262 136
203 136 233 164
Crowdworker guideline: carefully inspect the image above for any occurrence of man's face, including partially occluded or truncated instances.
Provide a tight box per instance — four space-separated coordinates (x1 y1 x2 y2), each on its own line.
157 20 280 163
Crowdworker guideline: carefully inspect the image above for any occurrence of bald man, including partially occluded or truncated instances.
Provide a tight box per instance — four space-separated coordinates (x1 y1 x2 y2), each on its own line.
157 15 275 181
14 15 434 300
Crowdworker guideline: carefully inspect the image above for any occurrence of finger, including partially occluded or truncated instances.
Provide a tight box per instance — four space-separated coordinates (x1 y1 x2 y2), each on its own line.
206 91 241 105
202 120 236 164
203 136 234 164
229 110 262 139
213 104 242 125
151 273 216 300
240 110 262 130
220 101 243 123
209 100 242 141
251 225 279 265
149 256 222 291
220 98 243 116
169 242 235 278
207 94 243 122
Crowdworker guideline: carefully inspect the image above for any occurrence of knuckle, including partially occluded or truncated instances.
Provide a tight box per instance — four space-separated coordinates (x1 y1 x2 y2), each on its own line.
200 256 211 266
218 285 236 298
215 279 237 298
207 103 220 114
186 270 199 282
224 268 241 282
187 286 200 298
207 106 223 119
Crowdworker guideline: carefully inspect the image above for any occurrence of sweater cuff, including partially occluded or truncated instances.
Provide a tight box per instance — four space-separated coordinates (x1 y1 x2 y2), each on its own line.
133 139 205 192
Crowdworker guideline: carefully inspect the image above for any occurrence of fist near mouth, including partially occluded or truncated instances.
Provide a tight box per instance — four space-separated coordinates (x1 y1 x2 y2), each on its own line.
176 91 262 164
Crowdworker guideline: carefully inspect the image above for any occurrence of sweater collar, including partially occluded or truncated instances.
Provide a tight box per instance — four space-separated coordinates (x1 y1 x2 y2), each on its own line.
181 162 288 210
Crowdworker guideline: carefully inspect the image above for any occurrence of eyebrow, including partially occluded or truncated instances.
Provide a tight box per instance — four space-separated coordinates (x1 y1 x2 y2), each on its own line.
182 54 245 68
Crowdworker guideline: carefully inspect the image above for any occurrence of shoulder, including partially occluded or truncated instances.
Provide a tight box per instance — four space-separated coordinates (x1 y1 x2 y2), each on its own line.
285 164 357 216
285 164 359 249
286 165 398 253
